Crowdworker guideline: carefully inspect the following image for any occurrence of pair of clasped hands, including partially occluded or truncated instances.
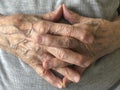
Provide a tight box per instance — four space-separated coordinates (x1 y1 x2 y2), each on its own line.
3 4 120 88
31 4 120 88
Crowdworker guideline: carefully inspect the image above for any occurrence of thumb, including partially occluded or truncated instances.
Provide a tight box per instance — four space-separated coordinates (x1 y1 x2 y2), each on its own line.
62 4 86 24
41 5 63 22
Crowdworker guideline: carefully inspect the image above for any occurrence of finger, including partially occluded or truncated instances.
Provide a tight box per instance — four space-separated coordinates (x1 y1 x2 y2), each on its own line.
41 5 63 22
38 34 80 48
23 51 64 88
36 51 70 69
38 53 69 69
35 49 70 69
62 4 88 24
73 66 86 75
34 64 63 88
62 77 71 88
46 47 91 67
62 66 85 87
0 5 62 26
27 58 63 88
62 4 81 24
37 52 54 63
43 58 70 69
54 67 80 83
34 21 94 44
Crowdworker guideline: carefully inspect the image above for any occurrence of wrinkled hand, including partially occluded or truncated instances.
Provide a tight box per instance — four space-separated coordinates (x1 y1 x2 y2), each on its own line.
0 5 81 88
38 5 120 76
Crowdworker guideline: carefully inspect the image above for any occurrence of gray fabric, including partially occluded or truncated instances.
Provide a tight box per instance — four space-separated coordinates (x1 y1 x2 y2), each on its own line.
0 0 120 90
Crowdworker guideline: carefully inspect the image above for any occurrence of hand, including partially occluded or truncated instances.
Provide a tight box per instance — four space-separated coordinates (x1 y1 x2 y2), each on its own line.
0 5 81 88
37 4 120 71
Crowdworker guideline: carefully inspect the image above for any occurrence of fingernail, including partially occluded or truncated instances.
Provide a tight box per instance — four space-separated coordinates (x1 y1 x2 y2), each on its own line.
57 83 62 89
74 76 80 83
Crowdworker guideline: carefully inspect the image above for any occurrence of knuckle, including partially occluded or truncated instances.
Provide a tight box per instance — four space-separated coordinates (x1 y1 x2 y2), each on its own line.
80 30 88 41
34 21 47 33
82 30 94 43
81 28 92 41
20 22 32 30
13 14 24 21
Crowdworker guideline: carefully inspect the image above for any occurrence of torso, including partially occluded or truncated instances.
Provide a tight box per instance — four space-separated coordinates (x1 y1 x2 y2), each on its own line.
0 0 119 20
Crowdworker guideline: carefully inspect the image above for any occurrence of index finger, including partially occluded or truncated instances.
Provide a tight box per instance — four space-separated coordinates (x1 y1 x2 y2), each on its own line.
33 21 94 44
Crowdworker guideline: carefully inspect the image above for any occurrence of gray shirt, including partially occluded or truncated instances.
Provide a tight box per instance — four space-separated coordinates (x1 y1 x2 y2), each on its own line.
0 0 120 90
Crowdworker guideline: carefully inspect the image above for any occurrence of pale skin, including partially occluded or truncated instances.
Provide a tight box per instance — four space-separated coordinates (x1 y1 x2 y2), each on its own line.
36 4 120 86
41 5 120 68
0 5 80 88
0 4 120 89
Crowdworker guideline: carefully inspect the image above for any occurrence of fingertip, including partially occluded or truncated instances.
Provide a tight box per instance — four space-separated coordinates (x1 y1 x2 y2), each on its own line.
62 4 80 24
62 5 72 23
62 4 68 13
52 5 63 21
62 4 67 9
62 4 69 16
83 60 91 67
56 4 62 11
57 83 63 89
41 5 62 22
74 75 80 83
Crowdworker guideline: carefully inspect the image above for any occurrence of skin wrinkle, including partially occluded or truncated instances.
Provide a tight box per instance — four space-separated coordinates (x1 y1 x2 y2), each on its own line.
0 5 120 89
0 6 83 88
0 8 65 88
41 6 120 86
